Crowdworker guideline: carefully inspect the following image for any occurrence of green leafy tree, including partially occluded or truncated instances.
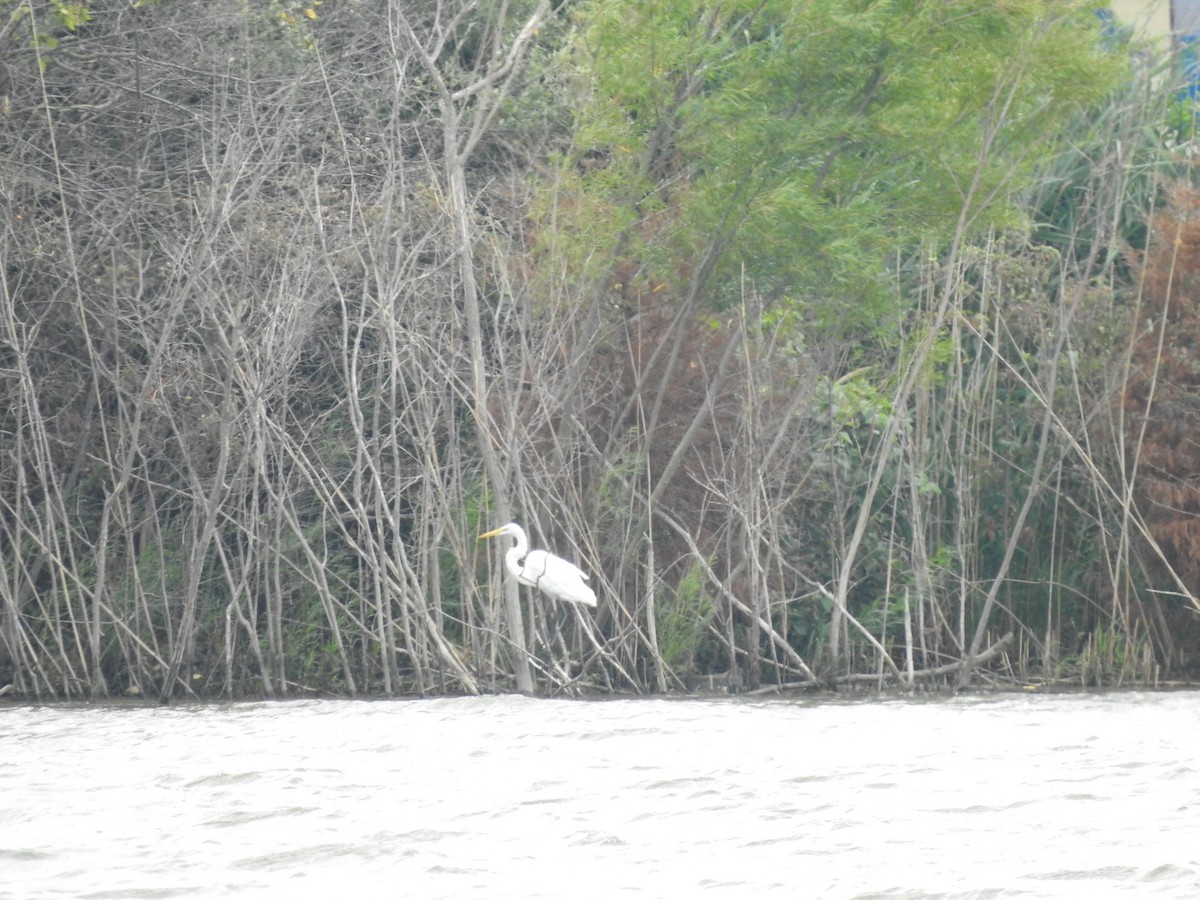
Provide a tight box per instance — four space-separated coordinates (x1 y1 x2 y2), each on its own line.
556 0 1128 329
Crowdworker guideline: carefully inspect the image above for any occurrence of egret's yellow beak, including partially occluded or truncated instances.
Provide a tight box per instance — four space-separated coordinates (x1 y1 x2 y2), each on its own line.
478 527 505 540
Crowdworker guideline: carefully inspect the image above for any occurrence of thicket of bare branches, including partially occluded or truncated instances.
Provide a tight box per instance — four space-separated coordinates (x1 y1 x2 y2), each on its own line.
0 0 516 698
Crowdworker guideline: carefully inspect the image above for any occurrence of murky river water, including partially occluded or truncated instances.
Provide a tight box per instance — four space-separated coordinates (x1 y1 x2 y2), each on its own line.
2 691 1197 899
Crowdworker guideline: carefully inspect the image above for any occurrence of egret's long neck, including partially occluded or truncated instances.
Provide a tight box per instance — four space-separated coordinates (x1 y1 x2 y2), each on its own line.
509 529 529 560
505 546 525 581
505 530 529 580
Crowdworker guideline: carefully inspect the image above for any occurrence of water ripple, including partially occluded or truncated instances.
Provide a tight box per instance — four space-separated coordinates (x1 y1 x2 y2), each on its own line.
2 692 1199 898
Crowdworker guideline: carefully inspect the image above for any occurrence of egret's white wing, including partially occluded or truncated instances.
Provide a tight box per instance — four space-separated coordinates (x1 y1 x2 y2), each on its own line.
518 549 597 606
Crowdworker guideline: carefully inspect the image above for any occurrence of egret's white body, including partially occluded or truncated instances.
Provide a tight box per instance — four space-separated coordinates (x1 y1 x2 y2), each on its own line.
478 522 597 607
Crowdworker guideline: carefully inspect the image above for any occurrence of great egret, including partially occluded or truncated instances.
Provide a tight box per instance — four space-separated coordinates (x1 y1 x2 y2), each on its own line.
478 522 598 607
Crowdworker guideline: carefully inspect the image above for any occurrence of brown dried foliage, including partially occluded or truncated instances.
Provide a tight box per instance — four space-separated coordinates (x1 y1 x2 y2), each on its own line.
1125 182 1200 596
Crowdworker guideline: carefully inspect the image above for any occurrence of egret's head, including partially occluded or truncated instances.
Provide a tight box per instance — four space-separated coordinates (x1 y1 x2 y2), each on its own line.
478 523 519 541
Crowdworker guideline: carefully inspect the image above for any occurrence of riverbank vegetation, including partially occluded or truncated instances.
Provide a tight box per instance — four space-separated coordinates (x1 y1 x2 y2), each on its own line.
2 0 1199 699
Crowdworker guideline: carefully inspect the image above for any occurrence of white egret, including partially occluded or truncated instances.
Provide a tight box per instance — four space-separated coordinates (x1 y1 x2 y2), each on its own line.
478 522 598 607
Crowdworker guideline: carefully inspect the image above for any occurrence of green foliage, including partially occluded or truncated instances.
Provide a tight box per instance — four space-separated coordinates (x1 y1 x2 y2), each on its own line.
1061 623 1156 686
2 0 92 71
822 370 893 432
557 0 1128 331
4 0 93 36
53 0 89 29
656 561 718 674
278 591 352 690
1027 39 1178 265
